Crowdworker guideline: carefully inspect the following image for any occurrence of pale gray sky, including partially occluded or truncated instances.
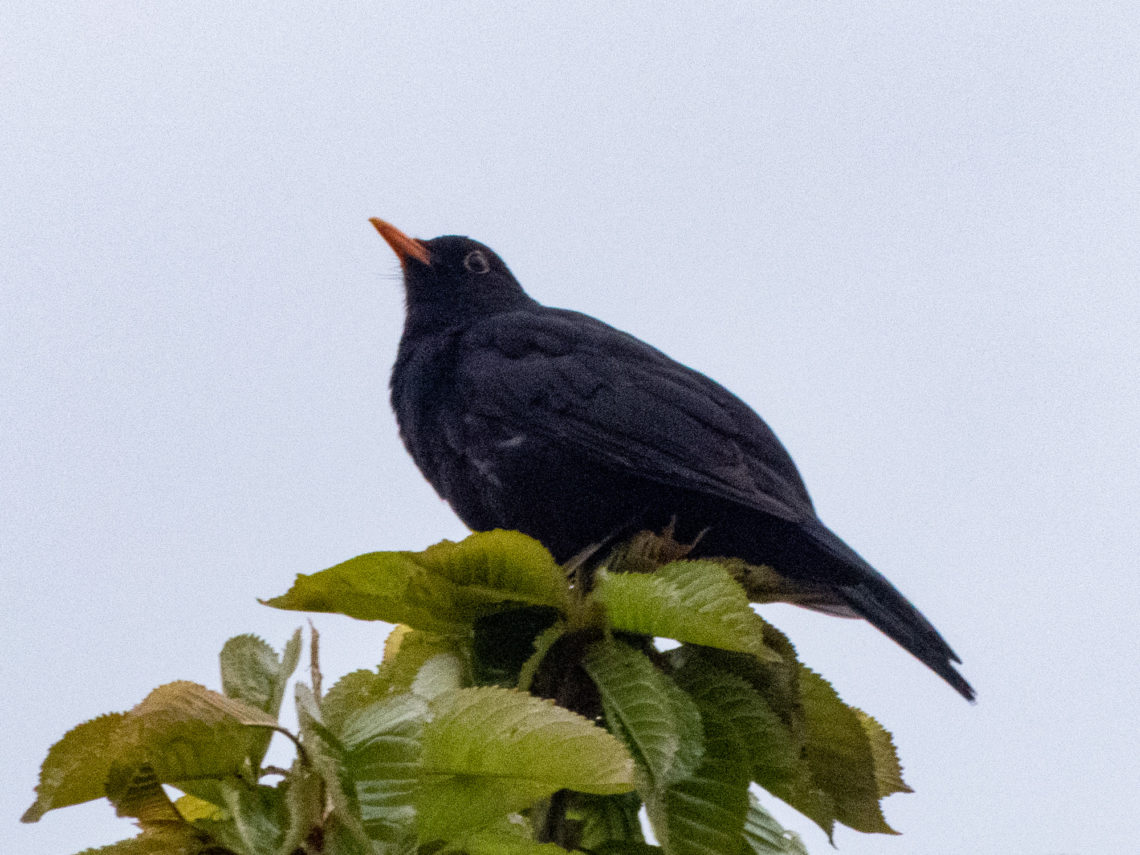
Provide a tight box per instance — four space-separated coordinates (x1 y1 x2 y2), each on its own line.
3 3 1138 854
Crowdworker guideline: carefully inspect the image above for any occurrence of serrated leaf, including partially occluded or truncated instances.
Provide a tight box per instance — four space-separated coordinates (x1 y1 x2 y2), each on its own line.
104 763 183 823
423 687 635 793
593 561 779 661
276 763 324 855
318 668 391 735
68 827 208 855
25 681 278 825
97 683 290 845
673 645 900 839
264 551 461 632
321 628 465 732
22 712 126 822
646 712 751 855
219 630 301 771
797 668 896 835
582 639 703 791
517 621 567 692
575 792 646 851
294 682 374 850
383 626 469 693
854 709 911 798
194 783 290 855
339 693 428 845
263 530 569 633
219 630 301 718
674 636 804 749
671 650 800 789
416 530 569 610
115 682 276 785
412 653 467 699
741 794 810 855
416 686 634 840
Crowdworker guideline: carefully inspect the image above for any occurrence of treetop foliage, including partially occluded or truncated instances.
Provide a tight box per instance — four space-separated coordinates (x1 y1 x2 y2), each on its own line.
25 530 911 854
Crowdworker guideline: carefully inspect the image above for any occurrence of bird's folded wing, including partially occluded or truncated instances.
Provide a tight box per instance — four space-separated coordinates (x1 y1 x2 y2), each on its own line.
457 310 816 523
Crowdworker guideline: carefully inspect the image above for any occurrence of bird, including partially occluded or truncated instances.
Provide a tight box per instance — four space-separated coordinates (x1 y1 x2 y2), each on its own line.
371 218 974 700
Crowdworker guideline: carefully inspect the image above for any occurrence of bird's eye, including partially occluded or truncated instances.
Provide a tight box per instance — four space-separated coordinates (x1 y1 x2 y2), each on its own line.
463 250 491 274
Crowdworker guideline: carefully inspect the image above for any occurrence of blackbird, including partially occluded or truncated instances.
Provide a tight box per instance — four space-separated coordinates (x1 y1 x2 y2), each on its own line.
372 218 974 700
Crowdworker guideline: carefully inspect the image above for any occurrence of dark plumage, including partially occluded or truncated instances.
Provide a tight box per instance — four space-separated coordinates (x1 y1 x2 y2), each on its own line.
372 218 974 700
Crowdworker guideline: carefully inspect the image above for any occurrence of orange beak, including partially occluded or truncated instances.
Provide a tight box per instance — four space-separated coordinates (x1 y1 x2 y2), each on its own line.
369 218 431 266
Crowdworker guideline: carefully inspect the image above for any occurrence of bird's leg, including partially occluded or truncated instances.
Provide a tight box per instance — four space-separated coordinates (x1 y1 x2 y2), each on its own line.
563 505 668 593
563 540 608 595
604 519 702 574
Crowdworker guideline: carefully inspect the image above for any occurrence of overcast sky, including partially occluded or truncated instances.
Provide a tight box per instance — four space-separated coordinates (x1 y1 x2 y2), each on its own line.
3 3 1138 854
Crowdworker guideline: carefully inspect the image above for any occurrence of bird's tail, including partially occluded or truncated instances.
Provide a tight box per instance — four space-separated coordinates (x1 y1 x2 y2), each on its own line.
801 522 976 701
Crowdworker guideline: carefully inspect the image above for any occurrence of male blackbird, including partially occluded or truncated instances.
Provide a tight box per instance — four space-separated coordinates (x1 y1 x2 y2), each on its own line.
372 218 974 700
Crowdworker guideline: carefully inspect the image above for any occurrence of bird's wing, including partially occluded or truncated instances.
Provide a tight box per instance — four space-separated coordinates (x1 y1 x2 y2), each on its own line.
456 309 816 522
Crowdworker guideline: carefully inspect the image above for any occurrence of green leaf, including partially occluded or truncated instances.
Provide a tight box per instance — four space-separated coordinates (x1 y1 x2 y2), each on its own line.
114 682 277 785
321 628 466 732
383 626 470 693
672 645 900 839
276 763 325 855
673 634 805 751
412 653 467 700
575 792 646 851
214 784 290 855
854 709 912 798
219 630 302 771
741 795 810 855
173 793 226 823
294 683 374 851
797 667 896 836
422 685 635 790
68 827 209 855
338 693 428 845
647 712 751 855
582 639 703 790
591 844 664 855
416 530 569 610
263 530 569 633
104 763 183 823
416 686 635 841
99 683 289 848
22 712 126 822
219 630 301 718
670 648 800 790
264 551 462 632
438 830 575 855
316 667 390 736
593 561 779 661
517 621 566 693
25 681 278 825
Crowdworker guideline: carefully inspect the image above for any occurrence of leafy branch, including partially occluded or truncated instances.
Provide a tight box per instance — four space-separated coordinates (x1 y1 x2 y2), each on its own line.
25 530 911 854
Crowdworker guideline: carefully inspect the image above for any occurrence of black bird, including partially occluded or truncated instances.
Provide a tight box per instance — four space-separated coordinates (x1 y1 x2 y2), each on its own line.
373 218 974 700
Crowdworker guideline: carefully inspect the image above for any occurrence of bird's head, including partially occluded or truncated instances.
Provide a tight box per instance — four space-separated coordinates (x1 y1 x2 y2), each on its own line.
370 219 533 326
